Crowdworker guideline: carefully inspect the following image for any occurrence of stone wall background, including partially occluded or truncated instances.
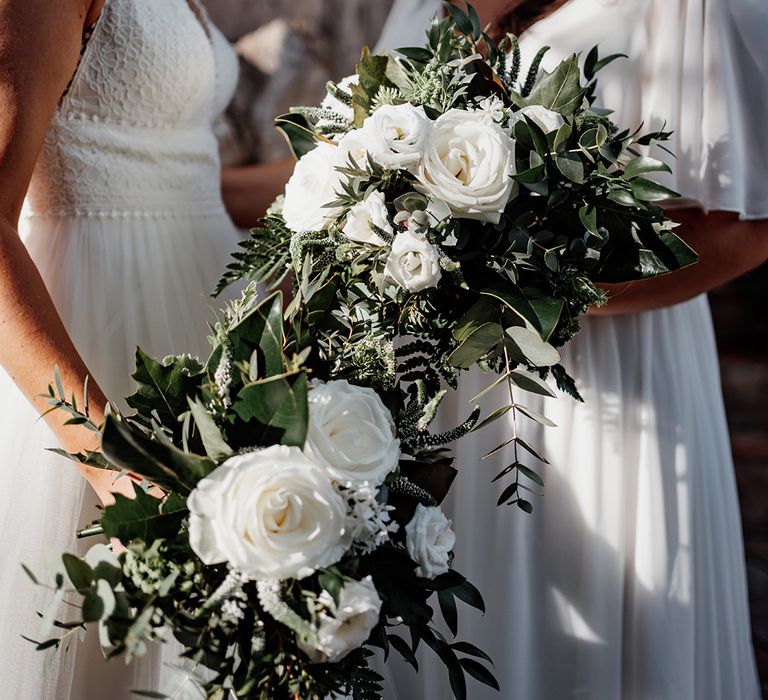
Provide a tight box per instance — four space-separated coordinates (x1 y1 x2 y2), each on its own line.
204 1 767 690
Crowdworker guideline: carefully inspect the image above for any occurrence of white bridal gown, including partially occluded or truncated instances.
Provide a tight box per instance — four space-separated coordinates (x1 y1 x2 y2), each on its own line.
0 1 242 698
378 0 765 698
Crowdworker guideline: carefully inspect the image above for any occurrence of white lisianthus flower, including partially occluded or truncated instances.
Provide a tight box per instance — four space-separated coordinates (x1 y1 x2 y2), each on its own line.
304 380 400 487
298 577 382 663
405 504 456 579
282 143 345 233
342 191 393 245
415 109 517 224
508 105 565 133
187 446 350 581
361 103 431 170
384 231 443 292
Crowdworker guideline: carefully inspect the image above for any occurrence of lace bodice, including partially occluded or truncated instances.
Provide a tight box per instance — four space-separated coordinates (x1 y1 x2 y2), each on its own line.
25 0 239 219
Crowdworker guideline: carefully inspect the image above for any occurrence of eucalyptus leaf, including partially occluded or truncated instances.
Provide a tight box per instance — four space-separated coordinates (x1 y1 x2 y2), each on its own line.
505 326 561 368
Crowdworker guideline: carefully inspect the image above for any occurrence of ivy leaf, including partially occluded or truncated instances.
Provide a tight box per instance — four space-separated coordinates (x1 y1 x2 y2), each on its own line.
515 54 586 116
233 370 309 448
125 351 204 437
101 484 188 544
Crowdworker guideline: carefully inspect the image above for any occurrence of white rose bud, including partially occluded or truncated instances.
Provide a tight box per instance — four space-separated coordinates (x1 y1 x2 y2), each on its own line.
405 504 456 579
304 380 400 487
188 446 350 581
342 191 393 245
415 108 517 224
282 142 345 233
508 105 565 134
361 103 431 170
384 231 443 292
298 576 382 663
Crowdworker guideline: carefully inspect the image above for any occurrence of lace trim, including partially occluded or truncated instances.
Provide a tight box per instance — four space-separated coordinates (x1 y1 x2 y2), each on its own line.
23 203 228 220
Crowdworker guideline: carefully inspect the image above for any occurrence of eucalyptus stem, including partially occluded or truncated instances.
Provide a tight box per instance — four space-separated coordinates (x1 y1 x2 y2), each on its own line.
502 331 522 507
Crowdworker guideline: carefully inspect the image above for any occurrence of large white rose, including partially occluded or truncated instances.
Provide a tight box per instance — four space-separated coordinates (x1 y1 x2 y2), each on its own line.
342 190 393 245
188 446 350 581
298 576 382 663
405 504 456 579
282 142 346 233
508 105 565 134
415 109 517 224
361 103 431 170
384 231 442 292
304 380 400 487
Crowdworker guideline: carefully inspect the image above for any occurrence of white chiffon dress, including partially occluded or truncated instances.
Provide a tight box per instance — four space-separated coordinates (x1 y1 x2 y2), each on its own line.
0 1 242 698
377 0 765 698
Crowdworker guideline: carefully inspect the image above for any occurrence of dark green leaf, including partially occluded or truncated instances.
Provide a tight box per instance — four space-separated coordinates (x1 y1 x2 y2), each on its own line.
451 641 494 665
102 416 215 493
460 658 500 690
233 370 309 448
629 178 679 202
555 153 585 183
624 156 672 180
438 589 458 636
187 398 233 461
275 113 320 159
62 554 92 591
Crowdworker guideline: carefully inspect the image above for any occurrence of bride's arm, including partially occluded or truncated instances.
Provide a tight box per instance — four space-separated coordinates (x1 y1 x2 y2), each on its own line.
0 0 131 502
221 158 295 229
594 209 768 315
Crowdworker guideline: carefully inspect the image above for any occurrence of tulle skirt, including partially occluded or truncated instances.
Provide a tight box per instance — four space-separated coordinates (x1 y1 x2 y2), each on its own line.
0 209 241 700
382 295 761 699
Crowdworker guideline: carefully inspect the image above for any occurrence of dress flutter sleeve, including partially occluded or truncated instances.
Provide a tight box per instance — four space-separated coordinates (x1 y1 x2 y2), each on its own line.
649 0 768 220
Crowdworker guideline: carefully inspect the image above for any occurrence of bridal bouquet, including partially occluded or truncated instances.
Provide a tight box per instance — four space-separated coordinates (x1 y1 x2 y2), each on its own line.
28 288 493 700
219 1 696 501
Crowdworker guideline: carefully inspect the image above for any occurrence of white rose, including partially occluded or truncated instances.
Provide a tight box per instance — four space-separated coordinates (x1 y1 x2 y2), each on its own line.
405 504 456 579
361 103 430 170
304 380 400 487
342 190 393 245
415 109 517 224
188 446 350 581
282 142 345 233
384 231 442 292
298 577 382 663
508 105 565 134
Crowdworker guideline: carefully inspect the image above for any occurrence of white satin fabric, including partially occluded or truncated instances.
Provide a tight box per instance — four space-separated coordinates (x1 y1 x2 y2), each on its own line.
377 1 762 698
0 1 241 698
